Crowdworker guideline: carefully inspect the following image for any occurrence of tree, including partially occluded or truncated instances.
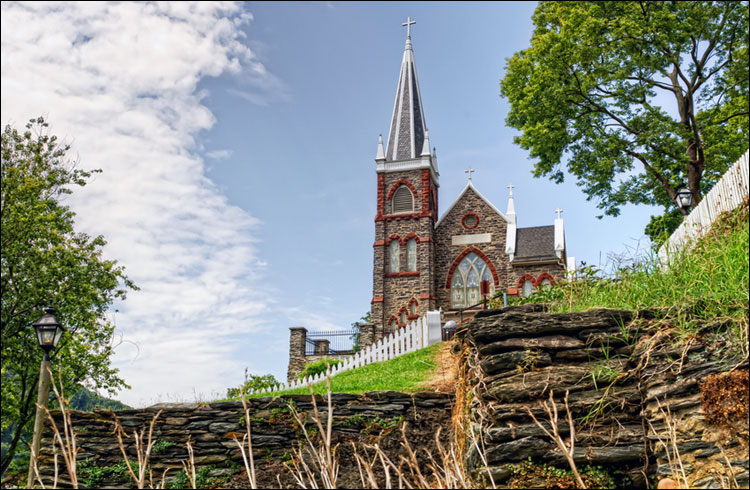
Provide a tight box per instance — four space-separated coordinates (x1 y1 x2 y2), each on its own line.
1 117 136 475
501 1 749 242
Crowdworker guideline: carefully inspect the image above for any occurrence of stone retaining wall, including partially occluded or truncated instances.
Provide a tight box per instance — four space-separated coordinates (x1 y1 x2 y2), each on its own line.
458 305 749 488
37 391 453 488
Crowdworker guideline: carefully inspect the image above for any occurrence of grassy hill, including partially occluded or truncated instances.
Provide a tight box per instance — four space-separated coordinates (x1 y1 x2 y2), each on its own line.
238 342 444 398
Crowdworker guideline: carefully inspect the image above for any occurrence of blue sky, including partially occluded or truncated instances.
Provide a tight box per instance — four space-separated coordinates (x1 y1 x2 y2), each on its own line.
1 1 662 406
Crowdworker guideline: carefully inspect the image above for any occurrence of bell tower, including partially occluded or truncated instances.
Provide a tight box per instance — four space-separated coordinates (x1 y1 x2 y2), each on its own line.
371 18 439 331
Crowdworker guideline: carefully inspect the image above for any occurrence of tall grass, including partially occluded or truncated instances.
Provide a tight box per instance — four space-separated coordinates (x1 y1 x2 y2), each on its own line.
507 201 749 350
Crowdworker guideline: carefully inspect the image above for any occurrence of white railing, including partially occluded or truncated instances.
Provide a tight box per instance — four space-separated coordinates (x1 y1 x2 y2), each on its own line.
659 151 749 264
250 312 442 396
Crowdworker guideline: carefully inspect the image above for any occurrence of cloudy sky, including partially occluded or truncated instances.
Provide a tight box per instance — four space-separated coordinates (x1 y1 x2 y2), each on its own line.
1 1 662 407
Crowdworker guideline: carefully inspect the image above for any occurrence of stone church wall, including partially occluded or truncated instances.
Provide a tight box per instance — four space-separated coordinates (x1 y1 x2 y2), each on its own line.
435 187 509 312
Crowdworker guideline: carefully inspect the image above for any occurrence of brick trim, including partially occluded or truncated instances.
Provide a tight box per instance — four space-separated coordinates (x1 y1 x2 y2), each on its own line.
385 234 402 245
507 288 519 295
371 296 384 304
517 273 537 287
385 271 420 278
375 174 385 221
420 169 431 217
418 294 436 300
461 212 480 230
373 240 385 247
386 179 419 201
444 246 500 288
380 213 422 222
537 272 556 285
375 236 430 246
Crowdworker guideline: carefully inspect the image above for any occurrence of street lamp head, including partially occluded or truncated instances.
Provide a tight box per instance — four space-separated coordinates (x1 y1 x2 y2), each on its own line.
33 304 65 358
674 184 693 212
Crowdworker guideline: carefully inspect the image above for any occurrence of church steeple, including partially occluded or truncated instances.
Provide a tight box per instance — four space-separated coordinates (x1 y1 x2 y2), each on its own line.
385 17 428 162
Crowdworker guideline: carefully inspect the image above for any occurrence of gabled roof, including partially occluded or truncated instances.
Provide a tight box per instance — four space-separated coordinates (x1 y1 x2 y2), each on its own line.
514 225 558 261
436 181 510 228
385 31 427 162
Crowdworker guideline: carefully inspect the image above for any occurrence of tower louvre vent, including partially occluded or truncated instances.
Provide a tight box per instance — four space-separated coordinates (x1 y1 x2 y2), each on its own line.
392 186 414 214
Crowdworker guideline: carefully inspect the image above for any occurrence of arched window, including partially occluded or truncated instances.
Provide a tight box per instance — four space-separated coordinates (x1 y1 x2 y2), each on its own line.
450 252 494 308
540 278 552 288
407 238 417 271
392 185 414 214
400 310 407 325
408 299 417 316
522 280 534 297
389 240 400 273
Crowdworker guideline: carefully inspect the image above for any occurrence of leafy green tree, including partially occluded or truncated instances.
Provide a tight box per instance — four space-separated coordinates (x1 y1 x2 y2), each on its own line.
501 1 749 242
1 117 135 475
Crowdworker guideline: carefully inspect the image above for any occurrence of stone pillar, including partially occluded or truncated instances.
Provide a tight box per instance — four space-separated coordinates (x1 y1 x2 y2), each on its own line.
287 327 307 383
313 339 329 355
359 323 375 348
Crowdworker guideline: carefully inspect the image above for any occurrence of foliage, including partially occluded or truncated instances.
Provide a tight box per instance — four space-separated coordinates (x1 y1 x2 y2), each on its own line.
504 460 617 489
299 358 343 379
501 1 749 240
0 117 135 475
77 459 132 488
249 342 442 397
68 387 131 412
167 465 225 490
225 373 279 398
508 201 749 353
350 311 372 353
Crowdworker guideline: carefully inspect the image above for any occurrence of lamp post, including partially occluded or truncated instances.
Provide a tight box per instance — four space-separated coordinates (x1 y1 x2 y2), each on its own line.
27 305 65 489
674 184 693 215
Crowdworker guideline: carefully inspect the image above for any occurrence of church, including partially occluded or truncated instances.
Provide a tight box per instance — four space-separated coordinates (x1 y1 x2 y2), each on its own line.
369 20 572 330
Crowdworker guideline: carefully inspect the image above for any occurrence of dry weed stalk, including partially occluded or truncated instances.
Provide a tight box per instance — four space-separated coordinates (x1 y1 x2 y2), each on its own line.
113 409 163 489
647 399 688 489
33 367 80 489
180 436 196 489
525 390 586 489
234 369 257 489
285 376 339 488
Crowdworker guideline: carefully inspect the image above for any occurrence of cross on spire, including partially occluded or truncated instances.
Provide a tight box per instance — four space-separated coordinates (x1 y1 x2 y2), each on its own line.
465 167 475 182
506 183 515 194
555 208 563 219
402 17 416 38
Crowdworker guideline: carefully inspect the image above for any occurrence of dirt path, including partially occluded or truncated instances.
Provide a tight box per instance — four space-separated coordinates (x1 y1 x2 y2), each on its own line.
420 340 459 393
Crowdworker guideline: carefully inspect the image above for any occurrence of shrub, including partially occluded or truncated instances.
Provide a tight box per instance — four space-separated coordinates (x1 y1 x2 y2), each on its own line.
299 358 342 379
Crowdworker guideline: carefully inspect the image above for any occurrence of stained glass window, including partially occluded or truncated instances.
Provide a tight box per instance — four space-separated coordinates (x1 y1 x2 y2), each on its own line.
407 238 417 271
389 240 400 273
450 253 494 308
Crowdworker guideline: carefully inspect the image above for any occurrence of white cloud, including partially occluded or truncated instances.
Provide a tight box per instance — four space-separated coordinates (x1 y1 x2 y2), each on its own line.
1 1 279 407
205 149 233 160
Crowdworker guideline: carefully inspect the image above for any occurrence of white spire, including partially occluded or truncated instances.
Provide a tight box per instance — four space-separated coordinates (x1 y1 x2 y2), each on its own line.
505 184 517 260
505 184 516 218
421 130 431 156
432 146 438 173
376 134 386 162
554 208 565 259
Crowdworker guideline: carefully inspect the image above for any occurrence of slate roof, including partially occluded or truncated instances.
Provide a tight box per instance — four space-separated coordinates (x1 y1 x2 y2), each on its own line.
514 226 558 261
385 34 427 161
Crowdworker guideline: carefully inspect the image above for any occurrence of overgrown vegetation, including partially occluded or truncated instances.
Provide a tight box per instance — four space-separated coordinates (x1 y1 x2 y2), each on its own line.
503 460 618 489
225 374 279 399
493 201 750 354
298 358 343 380
237 342 442 398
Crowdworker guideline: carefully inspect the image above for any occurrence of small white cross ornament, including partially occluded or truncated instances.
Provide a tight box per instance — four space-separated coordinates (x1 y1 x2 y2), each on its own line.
555 208 563 219
465 167 475 182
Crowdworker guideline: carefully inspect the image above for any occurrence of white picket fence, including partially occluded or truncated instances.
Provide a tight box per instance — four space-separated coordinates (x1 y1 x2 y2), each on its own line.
658 151 749 264
250 312 442 396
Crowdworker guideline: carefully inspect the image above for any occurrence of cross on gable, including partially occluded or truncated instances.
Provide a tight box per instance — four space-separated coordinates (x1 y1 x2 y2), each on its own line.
555 208 563 219
402 17 416 38
465 167 475 182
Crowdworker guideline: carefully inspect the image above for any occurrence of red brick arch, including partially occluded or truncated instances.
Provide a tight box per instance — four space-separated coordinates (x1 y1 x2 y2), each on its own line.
445 247 500 289
517 273 537 288
385 234 401 245
537 272 556 285
386 179 418 201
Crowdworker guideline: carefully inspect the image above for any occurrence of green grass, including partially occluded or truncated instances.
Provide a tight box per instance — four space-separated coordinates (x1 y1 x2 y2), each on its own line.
497 201 749 349
242 342 443 397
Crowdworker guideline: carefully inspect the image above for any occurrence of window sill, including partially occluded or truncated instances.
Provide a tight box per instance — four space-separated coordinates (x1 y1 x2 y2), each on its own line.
385 271 420 277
